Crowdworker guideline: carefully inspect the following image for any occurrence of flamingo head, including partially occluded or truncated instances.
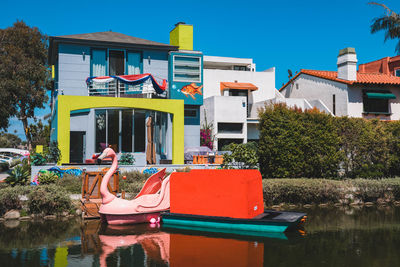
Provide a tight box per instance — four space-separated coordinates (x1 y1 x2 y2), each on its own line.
98 147 116 160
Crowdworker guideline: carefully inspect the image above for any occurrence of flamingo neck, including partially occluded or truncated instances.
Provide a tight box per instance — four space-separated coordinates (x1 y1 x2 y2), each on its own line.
100 153 117 204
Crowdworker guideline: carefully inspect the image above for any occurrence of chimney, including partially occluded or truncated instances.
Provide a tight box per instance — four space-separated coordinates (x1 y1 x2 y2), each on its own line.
337 47 357 81
170 22 193 51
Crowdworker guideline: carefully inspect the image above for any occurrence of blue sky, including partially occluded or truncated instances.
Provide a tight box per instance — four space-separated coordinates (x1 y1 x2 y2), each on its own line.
2 0 400 139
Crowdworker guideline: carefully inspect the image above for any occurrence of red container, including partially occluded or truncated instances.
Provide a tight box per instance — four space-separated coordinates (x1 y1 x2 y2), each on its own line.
170 169 264 219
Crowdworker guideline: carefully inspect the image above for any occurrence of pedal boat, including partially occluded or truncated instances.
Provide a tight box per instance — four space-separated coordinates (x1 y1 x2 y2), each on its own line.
160 169 306 235
161 210 307 235
97 148 170 225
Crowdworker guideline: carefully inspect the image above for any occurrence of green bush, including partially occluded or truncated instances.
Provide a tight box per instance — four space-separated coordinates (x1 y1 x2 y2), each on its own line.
222 142 258 169
259 104 342 178
5 164 30 186
119 153 135 165
263 179 344 205
55 174 81 194
37 171 58 185
257 103 400 179
30 153 46 166
45 141 61 163
120 171 150 195
262 178 400 205
27 184 72 215
0 187 23 215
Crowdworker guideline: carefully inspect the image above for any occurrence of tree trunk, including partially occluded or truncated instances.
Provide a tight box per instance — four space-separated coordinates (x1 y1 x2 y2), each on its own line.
20 114 31 151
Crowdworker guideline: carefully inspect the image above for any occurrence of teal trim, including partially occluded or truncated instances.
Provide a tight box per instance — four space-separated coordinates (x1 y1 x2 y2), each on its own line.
366 92 396 99
162 224 288 239
162 218 288 233
70 109 90 115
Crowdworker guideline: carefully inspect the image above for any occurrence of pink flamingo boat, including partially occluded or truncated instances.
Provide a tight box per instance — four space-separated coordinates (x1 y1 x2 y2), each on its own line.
97 147 170 225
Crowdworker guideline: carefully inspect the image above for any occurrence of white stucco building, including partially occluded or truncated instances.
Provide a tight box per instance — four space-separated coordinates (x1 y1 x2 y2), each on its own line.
200 56 278 150
280 48 400 120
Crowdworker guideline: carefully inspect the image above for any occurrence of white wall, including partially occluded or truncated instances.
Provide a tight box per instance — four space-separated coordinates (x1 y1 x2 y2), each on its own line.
348 85 400 120
281 74 348 116
203 68 276 103
201 96 248 149
58 45 91 96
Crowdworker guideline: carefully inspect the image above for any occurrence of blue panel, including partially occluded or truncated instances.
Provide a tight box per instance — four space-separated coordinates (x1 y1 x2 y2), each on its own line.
127 52 142 74
91 49 107 76
59 44 90 55
143 51 168 61
169 51 203 105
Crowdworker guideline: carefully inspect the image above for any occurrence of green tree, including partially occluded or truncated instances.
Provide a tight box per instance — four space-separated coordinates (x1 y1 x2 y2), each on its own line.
0 20 50 149
27 119 50 149
369 2 400 53
222 142 258 169
0 132 22 148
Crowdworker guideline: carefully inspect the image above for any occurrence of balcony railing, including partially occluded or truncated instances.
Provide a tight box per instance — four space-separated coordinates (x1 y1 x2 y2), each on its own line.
87 75 167 98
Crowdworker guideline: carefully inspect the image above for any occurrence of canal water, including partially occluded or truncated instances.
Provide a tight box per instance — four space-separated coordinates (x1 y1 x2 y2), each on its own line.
1 206 400 267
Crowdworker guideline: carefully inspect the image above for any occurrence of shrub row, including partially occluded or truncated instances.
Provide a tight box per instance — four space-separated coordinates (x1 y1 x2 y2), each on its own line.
0 184 73 216
258 103 400 178
263 178 400 205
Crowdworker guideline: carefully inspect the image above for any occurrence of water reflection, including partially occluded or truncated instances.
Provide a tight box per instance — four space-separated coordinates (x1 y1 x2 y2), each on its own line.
1 206 400 266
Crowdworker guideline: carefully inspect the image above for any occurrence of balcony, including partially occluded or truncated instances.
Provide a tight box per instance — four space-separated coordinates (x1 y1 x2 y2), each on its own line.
86 74 168 98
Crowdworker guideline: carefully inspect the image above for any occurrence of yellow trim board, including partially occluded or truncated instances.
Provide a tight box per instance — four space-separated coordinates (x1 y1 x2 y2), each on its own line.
56 95 184 164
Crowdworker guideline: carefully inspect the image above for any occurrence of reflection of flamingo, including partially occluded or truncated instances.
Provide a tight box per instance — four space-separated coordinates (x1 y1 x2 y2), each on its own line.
99 232 170 267
97 148 170 225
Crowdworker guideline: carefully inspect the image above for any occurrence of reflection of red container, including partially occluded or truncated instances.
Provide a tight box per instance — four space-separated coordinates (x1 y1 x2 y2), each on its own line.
170 169 264 219
170 233 264 267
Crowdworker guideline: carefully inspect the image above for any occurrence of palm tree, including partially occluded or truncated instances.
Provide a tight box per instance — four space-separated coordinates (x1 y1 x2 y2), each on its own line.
369 2 400 54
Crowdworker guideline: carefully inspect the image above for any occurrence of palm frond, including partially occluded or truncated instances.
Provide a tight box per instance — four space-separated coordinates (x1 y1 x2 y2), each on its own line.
369 2 400 54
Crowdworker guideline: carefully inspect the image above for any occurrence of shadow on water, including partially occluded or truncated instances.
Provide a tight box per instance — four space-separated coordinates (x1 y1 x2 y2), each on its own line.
1 206 400 266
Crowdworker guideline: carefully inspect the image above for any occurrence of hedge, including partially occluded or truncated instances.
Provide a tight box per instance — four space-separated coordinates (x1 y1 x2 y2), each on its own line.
263 178 400 205
258 103 400 179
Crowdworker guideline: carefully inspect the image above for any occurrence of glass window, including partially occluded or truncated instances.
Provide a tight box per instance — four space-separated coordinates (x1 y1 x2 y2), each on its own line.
107 109 119 152
134 111 146 152
109 50 125 76
363 98 389 113
233 65 247 71
95 110 106 153
121 110 133 152
184 108 197 118
395 69 400 77
218 139 243 151
173 55 201 82
218 123 243 134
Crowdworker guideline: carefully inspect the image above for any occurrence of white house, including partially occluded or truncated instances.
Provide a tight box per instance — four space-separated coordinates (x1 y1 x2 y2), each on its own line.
200 55 277 150
280 48 400 120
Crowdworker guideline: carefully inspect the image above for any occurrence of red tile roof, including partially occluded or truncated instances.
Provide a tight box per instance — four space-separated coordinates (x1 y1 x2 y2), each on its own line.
279 69 400 91
220 82 258 91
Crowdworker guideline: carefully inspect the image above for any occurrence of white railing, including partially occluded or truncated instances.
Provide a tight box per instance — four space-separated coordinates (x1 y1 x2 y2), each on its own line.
87 79 167 98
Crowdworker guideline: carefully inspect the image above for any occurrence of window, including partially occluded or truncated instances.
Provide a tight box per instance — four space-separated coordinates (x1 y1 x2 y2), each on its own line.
333 94 336 115
218 139 243 151
134 111 146 152
363 98 389 114
109 50 125 76
184 108 198 118
218 123 243 134
233 65 247 71
173 55 201 82
95 109 147 153
395 69 400 77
